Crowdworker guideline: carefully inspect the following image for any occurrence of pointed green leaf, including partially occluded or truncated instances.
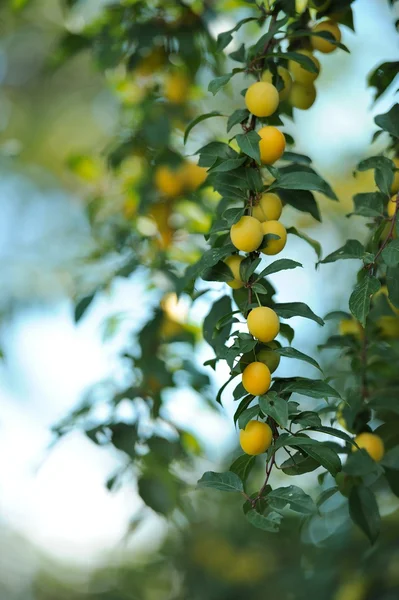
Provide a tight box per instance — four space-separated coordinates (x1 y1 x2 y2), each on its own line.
197 471 244 492
276 346 322 371
259 392 288 427
349 484 380 544
184 111 223 144
268 485 316 514
349 274 381 326
236 131 261 164
274 302 324 326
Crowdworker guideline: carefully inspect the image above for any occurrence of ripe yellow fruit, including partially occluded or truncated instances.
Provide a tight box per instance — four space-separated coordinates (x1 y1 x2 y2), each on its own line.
247 306 280 343
181 161 207 191
252 192 282 222
391 158 399 193
261 67 292 101
245 81 279 117
336 401 349 431
242 362 271 396
258 126 286 165
155 165 184 197
240 420 273 455
288 50 320 85
164 72 190 104
230 216 263 252
261 220 287 255
224 255 244 289
311 20 341 54
388 193 398 218
353 432 384 462
257 342 280 373
289 82 316 110
376 316 399 339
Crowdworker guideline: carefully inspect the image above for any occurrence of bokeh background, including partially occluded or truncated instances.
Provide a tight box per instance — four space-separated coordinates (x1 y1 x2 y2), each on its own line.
1 0 399 598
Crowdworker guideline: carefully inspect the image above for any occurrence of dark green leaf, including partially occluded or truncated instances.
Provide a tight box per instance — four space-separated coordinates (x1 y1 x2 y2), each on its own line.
280 452 319 475
286 227 322 259
274 302 324 326
259 392 288 427
245 509 282 531
269 171 337 200
279 189 321 221
74 293 96 322
276 435 342 475
352 192 384 217
196 141 237 167
208 73 235 95
382 239 399 267
256 259 302 280
268 485 317 514
349 485 380 544
236 131 261 164
281 378 340 399
349 273 381 326
276 347 322 371
210 157 248 173
319 240 365 264
368 61 399 102
291 411 322 428
387 266 399 308
375 103 399 138
197 471 244 492
227 109 250 132
229 454 255 482
238 406 260 429
184 111 223 144
217 17 257 50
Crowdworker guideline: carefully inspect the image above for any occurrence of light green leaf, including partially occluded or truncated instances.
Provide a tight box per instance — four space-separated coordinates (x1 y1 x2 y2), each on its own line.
267 485 316 514
197 471 244 493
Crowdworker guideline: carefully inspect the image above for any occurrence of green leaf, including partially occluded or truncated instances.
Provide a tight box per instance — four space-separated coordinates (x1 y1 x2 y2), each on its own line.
288 29 349 52
286 227 322 259
208 73 235 95
278 189 321 222
279 323 295 344
230 43 246 63
276 436 342 476
275 346 322 371
304 425 354 445
74 293 96 322
269 171 337 200
201 261 235 283
349 273 381 326
368 61 399 102
267 485 316 514
281 378 340 399
109 423 138 457
291 411 322 428
217 17 257 50
245 509 282 532
236 131 261 164
375 103 399 138
185 243 236 284
382 239 399 267
210 157 248 173
259 392 288 428
352 192 385 217
203 296 232 352
357 155 395 195
184 111 223 144
227 109 250 132
344 450 382 477
256 259 302 279
240 256 261 283
319 240 365 264
196 141 237 167
349 485 380 544
138 475 177 516
381 446 399 470
274 302 324 326
387 266 399 308
270 51 319 73
197 471 244 493
238 406 260 429
234 395 254 424
280 452 319 476
282 151 312 165
229 454 255 482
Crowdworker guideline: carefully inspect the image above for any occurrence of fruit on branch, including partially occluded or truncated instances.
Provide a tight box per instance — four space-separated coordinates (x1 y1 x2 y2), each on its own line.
353 432 385 462
335 472 355 497
258 126 286 165
181 161 208 191
164 71 190 103
252 192 282 222
247 306 280 343
261 220 287 255
311 20 341 54
257 341 281 373
288 50 320 85
387 193 398 218
261 67 292 101
239 420 273 455
230 216 263 252
224 255 245 289
242 361 271 395
245 81 279 117
339 318 364 338
155 165 184 197
289 82 316 110
391 158 399 194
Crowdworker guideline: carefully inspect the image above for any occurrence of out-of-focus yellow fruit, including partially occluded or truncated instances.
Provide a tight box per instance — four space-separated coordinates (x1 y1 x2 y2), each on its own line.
377 316 399 338
245 81 279 117
388 193 398 217
311 20 341 53
247 306 280 342
164 72 190 104
257 341 281 373
391 158 399 194
252 192 282 222
242 362 271 396
334 579 366 600
261 67 292 101
339 319 363 337
149 203 173 247
123 194 138 220
261 220 287 255
155 165 184 197
289 82 317 110
258 126 286 165
230 216 263 252
336 401 348 431
288 50 320 85
375 285 399 316
224 255 244 289
240 420 273 455
353 432 385 462
136 47 166 76
180 161 207 191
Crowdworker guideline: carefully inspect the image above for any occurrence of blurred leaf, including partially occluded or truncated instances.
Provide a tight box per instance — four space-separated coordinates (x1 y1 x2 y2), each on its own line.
74 293 96 323
286 227 322 259
368 61 399 101
184 111 223 144
352 192 385 217
387 266 399 308
245 509 282 531
349 484 380 544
